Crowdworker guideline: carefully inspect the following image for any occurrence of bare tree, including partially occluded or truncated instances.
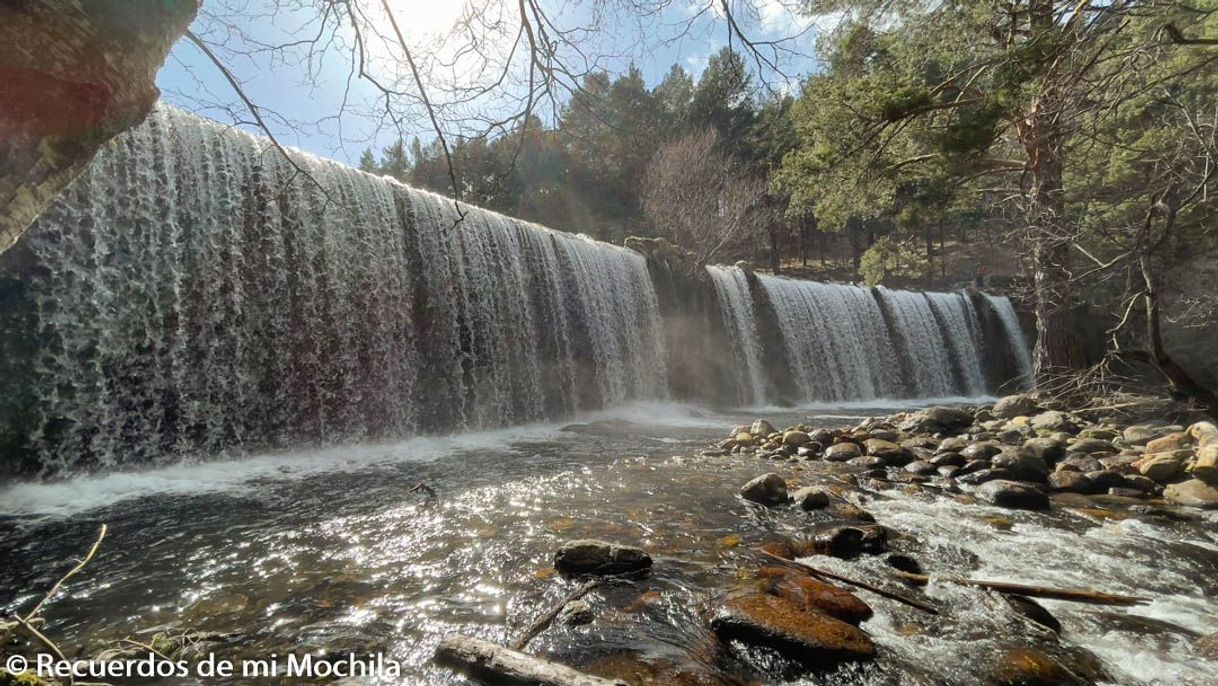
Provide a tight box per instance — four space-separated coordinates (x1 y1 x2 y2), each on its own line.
642 128 771 264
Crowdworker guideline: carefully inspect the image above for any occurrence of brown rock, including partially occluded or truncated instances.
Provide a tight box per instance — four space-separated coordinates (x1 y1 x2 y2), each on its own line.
1189 444 1218 485
710 593 875 665
1145 432 1191 454
1131 450 1190 483
767 573 874 625
1163 479 1218 509
1196 632 1218 660
824 442 862 462
987 648 1092 686
1187 421 1218 448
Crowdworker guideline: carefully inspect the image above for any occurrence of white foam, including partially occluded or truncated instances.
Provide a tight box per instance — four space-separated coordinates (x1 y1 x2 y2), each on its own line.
0 401 714 520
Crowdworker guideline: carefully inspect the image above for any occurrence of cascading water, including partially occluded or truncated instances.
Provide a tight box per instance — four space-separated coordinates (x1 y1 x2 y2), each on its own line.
923 291 988 396
756 275 905 401
984 292 1035 385
705 265 766 405
12 106 667 474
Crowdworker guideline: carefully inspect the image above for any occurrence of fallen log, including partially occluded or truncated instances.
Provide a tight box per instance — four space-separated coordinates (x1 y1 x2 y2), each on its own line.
435 634 628 686
756 549 940 615
888 570 1148 606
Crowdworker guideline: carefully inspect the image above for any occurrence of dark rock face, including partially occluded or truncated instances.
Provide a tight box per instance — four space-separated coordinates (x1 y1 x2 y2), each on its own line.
710 593 876 666
1003 595 1062 634
791 486 831 510
976 480 1051 510
554 540 652 576
814 525 888 559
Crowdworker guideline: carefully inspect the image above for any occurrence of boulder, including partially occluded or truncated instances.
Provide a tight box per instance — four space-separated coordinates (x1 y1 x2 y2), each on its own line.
923 405 974 428
987 647 1092 686
993 394 1039 418
1024 437 1067 464
959 468 1015 486
864 438 912 466
938 436 969 452
1163 479 1218 509
750 419 777 436
766 572 874 625
814 525 888 559
1029 410 1076 433
931 452 966 467
976 480 1051 510
992 448 1049 482
904 460 938 476
740 473 789 505
791 486 831 511
961 441 1003 461
782 430 812 447
1189 444 1218 485
1123 423 1179 447
1144 432 1191 454
1187 421 1218 447
555 540 652 576
1069 438 1114 455
824 442 862 462
710 593 875 665
1047 470 1095 494
1056 455 1103 473
1131 450 1190 483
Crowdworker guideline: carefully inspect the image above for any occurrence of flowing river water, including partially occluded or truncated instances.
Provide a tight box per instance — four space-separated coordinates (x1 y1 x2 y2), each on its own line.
2 401 1215 686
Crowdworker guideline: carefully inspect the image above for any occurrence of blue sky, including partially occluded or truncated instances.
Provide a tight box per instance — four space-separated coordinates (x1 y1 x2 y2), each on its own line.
156 1 831 165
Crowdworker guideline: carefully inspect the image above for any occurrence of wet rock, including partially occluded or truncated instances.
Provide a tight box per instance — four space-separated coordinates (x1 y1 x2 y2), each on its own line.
1024 437 1066 465
992 449 1049 482
1003 595 1062 634
1163 479 1218 509
558 599 594 626
1029 410 1077 433
975 480 1050 510
961 441 1003 461
740 473 789 506
869 428 900 442
996 429 1025 445
1189 444 1218 485
939 436 969 452
767 572 874 625
750 419 777 437
824 442 862 462
1121 474 1158 493
938 465 961 478
884 553 924 575
1145 432 1191 454
994 394 1039 418
864 438 911 466
814 525 888 559
1069 438 1113 455
1131 450 1190 482
958 468 1015 486
783 430 811 447
987 647 1091 686
827 502 876 523
931 452 966 467
1047 470 1095 494
1084 470 1129 492
758 540 797 560
791 486 831 511
710 592 875 665
957 459 992 477
847 455 886 469
903 460 937 476
555 540 652 576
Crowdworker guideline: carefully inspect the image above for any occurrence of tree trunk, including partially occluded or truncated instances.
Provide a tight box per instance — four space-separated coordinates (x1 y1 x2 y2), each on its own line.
0 0 199 254
1139 247 1218 418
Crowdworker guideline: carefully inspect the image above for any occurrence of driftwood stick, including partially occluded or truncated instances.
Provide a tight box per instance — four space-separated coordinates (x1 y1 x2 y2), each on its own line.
1 524 107 647
435 634 628 686
756 549 940 615
511 579 603 651
887 570 1148 606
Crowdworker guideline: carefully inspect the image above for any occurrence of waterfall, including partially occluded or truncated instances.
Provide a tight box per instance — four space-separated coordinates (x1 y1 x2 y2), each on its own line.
983 293 1035 386
13 106 667 474
756 275 904 401
706 266 766 405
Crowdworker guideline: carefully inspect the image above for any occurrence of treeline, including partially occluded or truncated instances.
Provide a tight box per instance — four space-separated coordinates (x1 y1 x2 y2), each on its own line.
358 49 801 271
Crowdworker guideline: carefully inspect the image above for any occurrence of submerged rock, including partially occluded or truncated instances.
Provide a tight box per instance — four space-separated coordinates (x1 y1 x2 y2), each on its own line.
975 480 1050 510
987 647 1092 686
555 540 652 576
710 593 876 665
740 473 789 505
1003 595 1062 634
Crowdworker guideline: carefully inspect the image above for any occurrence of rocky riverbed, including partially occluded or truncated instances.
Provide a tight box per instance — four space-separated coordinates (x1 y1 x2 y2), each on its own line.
2 399 1216 686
